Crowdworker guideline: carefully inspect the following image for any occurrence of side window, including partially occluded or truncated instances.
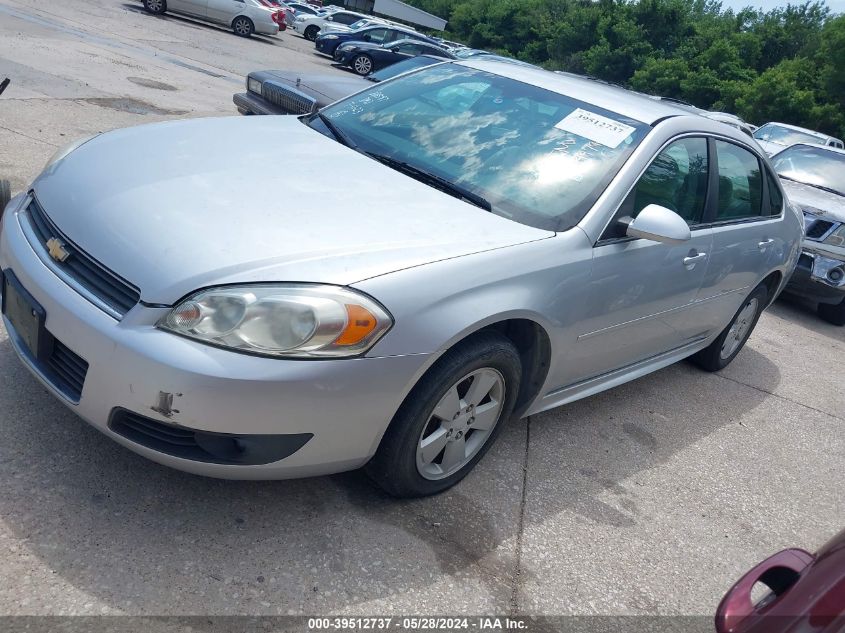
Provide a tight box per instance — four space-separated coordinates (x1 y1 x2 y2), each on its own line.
334 13 359 25
714 140 763 221
765 168 784 216
364 28 389 43
394 42 422 55
600 137 709 241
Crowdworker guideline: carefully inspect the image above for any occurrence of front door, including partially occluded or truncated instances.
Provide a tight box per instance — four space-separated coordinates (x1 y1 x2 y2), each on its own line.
558 136 714 387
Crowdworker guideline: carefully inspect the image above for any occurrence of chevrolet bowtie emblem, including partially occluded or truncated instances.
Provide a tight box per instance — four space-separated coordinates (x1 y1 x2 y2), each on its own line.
46 237 70 263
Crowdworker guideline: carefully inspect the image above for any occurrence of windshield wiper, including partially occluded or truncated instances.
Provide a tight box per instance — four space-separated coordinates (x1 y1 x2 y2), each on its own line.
364 152 492 211
314 111 357 149
778 174 845 197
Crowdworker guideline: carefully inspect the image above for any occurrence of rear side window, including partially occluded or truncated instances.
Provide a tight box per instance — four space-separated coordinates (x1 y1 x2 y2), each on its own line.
714 140 762 221
766 169 784 216
364 28 389 43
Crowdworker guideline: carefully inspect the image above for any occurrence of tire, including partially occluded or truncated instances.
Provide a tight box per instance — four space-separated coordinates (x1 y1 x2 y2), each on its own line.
304 25 319 41
232 16 254 37
818 297 845 326
692 284 769 371
142 0 166 14
0 180 10 212
351 53 374 76
366 331 521 498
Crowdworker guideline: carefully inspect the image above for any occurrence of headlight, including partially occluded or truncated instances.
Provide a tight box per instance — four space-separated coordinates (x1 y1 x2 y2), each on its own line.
247 77 262 94
159 284 393 358
322 34 338 39
43 135 97 171
824 224 845 247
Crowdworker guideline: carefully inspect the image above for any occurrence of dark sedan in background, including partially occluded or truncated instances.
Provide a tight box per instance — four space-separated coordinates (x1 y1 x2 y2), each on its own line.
315 24 435 57
335 38 454 75
233 55 446 115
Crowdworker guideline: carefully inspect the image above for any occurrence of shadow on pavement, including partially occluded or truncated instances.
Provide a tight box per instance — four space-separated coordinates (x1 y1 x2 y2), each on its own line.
0 332 780 613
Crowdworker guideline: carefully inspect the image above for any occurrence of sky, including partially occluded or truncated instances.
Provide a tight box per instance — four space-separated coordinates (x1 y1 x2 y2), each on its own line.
717 0 845 12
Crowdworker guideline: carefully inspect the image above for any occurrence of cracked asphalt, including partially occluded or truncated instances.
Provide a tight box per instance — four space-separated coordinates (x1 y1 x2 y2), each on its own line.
0 0 843 617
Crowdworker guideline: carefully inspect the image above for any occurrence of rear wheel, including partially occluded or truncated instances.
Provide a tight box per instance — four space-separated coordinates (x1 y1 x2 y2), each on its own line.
351 54 374 75
818 297 845 326
143 0 166 14
232 16 254 37
366 332 521 498
692 284 768 371
304 25 319 41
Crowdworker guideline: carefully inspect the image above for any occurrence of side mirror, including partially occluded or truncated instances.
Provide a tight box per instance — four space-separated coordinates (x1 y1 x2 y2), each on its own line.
623 204 691 244
326 16 333 20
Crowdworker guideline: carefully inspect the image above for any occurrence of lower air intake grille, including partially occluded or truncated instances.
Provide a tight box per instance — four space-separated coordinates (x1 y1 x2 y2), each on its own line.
46 340 88 402
108 409 313 465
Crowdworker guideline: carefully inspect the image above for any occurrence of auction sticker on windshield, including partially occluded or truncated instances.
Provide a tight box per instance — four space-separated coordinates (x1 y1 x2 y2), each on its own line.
554 108 636 149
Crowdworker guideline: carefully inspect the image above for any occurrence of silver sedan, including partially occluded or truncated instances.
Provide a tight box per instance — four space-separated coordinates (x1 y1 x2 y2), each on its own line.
0 61 802 497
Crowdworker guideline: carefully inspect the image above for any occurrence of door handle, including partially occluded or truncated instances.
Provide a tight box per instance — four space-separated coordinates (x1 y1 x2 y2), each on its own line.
683 252 707 269
758 238 774 250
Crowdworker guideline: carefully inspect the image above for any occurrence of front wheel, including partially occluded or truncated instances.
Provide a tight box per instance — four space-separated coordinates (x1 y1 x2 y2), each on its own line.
818 296 845 326
304 25 319 41
351 54 374 76
143 0 166 14
232 16 254 37
366 332 521 498
692 284 768 371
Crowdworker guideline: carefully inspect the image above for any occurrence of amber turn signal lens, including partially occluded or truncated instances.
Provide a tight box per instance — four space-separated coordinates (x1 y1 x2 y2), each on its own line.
335 304 378 346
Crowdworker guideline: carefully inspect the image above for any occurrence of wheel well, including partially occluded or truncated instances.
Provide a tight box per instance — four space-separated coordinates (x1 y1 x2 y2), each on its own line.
479 319 551 415
761 271 783 304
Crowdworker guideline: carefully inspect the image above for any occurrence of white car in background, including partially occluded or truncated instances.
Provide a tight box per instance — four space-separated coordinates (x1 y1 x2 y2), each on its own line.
292 9 368 40
753 122 845 156
141 0 284 37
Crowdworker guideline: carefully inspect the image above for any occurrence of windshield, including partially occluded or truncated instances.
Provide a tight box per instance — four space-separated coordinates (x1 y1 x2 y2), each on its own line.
772 145 845 197
367 56 444 82
754 123 824 147
313 64 649 230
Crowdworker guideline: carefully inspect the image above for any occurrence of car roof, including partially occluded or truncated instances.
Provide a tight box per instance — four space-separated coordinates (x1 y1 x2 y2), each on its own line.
759 121 836 140
458 59 694 125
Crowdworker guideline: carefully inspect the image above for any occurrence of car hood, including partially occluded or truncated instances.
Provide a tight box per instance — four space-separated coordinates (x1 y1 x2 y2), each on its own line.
781 179 845 223
33 116 552 304
338 41 384 52
755 139 784 156
253 69 366 106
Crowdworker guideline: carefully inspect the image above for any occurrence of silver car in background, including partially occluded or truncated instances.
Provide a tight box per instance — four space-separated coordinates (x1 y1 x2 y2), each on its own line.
773 143 845 324
141 0 283 37
753 122 845 156
0 61 801 497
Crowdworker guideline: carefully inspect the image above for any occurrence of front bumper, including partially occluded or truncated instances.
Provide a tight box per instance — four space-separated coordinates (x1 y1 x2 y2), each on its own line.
233 91 286 115
784 250 845 305
315 39 340 55
0 196 431 479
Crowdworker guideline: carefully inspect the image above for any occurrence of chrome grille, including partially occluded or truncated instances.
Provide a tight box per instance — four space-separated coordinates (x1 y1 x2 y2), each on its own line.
24 197 141 319
261 81 317 115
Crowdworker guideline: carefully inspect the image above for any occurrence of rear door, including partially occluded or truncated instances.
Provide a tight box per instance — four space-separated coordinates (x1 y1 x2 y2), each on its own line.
170 0 208 16
206 0 243 23
687 139 782 338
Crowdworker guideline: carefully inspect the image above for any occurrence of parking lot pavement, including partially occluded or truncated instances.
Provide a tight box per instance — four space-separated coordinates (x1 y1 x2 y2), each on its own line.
0 0 843 618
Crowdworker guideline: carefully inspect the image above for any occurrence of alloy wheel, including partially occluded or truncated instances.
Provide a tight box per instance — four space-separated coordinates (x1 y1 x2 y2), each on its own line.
415 368 505 480
720 298 759 360
234 18 251 36
353 55 372 75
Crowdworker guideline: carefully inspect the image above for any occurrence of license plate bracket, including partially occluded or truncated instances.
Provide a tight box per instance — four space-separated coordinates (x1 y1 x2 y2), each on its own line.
2 270 52 361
